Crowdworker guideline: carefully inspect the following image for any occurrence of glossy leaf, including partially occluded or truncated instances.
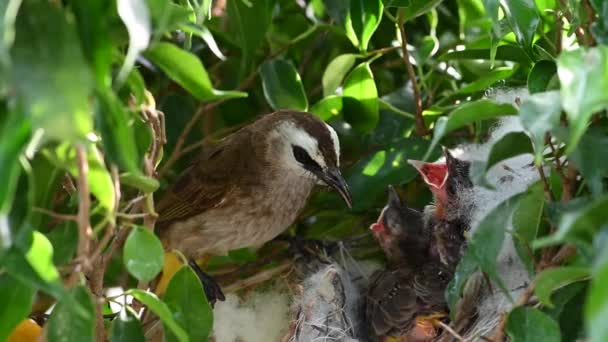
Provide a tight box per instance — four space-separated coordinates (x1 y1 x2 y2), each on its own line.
95 88 143 177
426 100 517 159
438 45 533 65
226 0 273 78
43 144 116 212
322 54 358 97
0 109 30 215
116 0 151 85
311 95 343 121
506 307 561 342
512 182 544 275
457 66 515 94
259 59 308 111
534 195 608 248
470 132 534 187
144 42 247 101
502 0 540 50
400 0 443 22
123 226 164 283
534 267 590 307
127 290 188 342
345 0 383 51
0 274 35 342
569 127 608 196
466 190 528 297
164 266 213 342
586 238 608 342
528 60 557 94
346 137 439 211
557 47 608 152
110 311 146 342
519 91 562 163
47 285 96 342
11 0 94 141
342 62 379 133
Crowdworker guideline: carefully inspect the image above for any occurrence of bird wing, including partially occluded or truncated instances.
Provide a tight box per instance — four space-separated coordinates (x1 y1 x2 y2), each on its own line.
365 268 417 337
155 129 256 231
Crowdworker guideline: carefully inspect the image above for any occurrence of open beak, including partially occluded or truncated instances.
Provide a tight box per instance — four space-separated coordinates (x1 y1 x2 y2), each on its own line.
407 159 449 190
316 167 353 208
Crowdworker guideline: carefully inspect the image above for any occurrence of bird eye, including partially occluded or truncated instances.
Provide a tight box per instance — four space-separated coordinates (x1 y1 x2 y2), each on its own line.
292 145 320 170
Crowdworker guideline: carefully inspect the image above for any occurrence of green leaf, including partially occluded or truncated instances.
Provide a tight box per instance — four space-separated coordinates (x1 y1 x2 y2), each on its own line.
322 54 358 97
116 0 151 85
164 266 213 342
127 290 188 342
0 274 35 342
426 99 517 159
502 0 540 50
506 307 561 342
144 42 247 102
557 47 608 152
346 138 438 211
466 190 528 298
24 231 60 284
0 109 30 215
11 0 94 142
226 0 273 78
446 249 479 314
345 0 383 51
48 286 95 342
534 267 590 307
258 59 308 111
470 132 534 187
586 239 608 342
456 67 515 94
569 127 608 197
400 0 444 22
311 95 343 121
123 226 164 283
534 195 608 248
342 62 379 133
46 222 78 266
110 311 146 342
119 172 160 193
2 246 64 299
95 88 143 177
438 45 533 66
512 182 544 276
528 60 557 94
43 144 116 212
519 91 562 163
71 0 114 88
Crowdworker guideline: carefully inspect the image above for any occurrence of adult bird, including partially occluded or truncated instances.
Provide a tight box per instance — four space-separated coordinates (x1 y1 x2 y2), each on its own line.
154 110 352 303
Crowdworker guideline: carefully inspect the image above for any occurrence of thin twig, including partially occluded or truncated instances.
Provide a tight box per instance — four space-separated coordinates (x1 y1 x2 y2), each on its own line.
221 261 292 293
536 164 555 201
32 207 77 221
74 145 92 278
397 9 428 137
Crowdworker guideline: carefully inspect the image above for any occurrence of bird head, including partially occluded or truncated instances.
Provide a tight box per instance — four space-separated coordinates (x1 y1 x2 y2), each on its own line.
370 186 424 244
407 147 471 209
269 111 352 208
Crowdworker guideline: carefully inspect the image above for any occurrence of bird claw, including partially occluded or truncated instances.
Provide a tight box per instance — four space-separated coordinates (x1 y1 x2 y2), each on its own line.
188 259 225 307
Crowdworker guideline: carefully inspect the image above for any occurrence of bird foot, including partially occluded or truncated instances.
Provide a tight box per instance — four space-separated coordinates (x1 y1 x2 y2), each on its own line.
188 259 226 307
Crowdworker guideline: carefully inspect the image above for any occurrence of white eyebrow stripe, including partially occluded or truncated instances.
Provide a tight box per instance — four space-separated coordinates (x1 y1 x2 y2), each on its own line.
325 123 340 166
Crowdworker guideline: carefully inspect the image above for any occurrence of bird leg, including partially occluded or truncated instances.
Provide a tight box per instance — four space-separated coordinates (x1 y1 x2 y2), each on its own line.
188 259 226 306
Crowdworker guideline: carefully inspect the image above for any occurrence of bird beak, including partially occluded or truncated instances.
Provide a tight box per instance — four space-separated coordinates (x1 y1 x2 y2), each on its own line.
407 159 449 191
387 185 403 209
317 167 353 208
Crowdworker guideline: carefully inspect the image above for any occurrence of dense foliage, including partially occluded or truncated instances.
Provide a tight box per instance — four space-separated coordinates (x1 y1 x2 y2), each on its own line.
1 0 607 341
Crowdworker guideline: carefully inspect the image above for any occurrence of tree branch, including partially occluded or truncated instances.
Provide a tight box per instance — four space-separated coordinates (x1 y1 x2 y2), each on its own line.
398 9 428 137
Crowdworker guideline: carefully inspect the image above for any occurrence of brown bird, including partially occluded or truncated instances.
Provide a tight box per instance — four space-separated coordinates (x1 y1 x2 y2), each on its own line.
154 110 352 302
366 186 453 341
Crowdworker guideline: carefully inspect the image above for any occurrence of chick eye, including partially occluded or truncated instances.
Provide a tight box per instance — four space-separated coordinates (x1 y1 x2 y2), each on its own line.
292 145 320 170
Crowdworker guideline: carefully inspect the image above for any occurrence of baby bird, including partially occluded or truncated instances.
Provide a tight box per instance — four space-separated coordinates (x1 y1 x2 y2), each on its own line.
365 186 453 341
